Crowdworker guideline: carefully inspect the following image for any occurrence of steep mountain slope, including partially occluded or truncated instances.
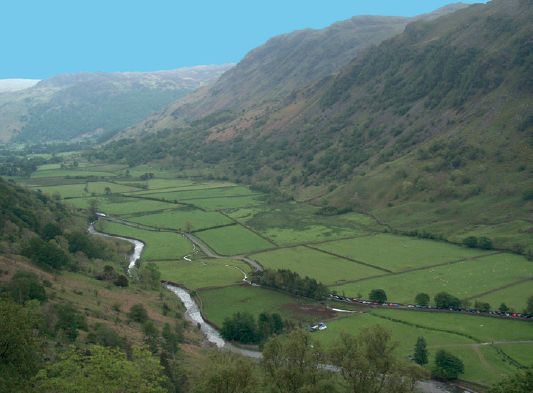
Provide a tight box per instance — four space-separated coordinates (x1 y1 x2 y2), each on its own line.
94 0 532 254
0 64 234 143
124 3 469 135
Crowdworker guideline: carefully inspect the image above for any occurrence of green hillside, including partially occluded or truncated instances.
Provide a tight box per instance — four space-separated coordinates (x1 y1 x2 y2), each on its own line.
92 0 533 255
0 65 234 143
122 4 469 136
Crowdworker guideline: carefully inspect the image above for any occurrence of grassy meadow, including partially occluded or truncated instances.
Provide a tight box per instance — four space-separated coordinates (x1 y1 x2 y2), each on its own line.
11 162 532 388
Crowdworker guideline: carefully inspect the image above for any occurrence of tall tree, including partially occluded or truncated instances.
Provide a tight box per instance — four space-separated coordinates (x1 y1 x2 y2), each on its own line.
433 350 464 380
329 324 426 393
0 295 43 393
193 350 258 393
262 329 336 393
413 337 428 366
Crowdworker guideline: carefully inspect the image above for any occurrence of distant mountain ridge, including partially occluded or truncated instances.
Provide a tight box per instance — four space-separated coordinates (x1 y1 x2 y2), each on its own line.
123 3 470 136
0 79 40 93
0 64 234 143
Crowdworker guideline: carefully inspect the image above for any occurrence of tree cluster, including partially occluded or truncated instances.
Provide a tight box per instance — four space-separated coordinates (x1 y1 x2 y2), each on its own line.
220 311 283 344
250 268 329 300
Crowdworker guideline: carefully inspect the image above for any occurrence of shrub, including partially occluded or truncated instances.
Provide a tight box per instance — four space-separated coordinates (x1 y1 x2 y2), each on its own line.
128 304 149 323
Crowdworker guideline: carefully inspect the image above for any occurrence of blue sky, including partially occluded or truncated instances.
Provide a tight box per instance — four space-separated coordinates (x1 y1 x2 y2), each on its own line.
2 1 487 80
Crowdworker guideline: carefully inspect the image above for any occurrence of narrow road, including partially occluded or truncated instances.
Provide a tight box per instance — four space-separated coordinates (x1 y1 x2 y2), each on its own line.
101 216 264 272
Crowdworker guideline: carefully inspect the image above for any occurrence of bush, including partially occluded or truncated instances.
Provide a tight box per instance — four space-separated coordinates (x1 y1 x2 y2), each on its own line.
415 293 430 306
128 304 149 323
434 292 461 309
114 275 129 287
433 349 464 380
369 289 387 303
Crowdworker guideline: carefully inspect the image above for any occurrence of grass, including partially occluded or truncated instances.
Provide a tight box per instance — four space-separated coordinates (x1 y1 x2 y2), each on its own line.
134 186 257 201
252 246 386 285
198 285 321 326
182 195 266 211
492 343 533 368
368 308 533 343
125 207 232 231
102 222 192 260
226 203 378 246
32 182 140 198
332 253 533 304
474 279 533 313
30 170 118 178
67 197 182 215
194 225 274 255
314 233 493 272
154 259 251 290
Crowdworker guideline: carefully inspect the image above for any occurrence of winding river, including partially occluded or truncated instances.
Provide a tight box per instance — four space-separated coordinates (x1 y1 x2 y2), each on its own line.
88 222 467 391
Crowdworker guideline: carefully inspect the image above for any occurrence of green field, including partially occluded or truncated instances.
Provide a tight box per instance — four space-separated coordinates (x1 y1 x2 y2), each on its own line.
194 225 275 255
30 170 118 178
155 259 250 290
68 196 182 215
332 253 533 304
182 195 265 211
474 279 533 313
369 308 533 343
199 285 321 326
103 222 192 260
125 207 232 231
134 186 257 201
252 246 386 285
314 233 492 272
33 182 140 198
493 343 533 368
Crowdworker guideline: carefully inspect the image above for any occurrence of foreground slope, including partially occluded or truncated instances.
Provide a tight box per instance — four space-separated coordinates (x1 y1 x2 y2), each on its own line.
0 64 234 143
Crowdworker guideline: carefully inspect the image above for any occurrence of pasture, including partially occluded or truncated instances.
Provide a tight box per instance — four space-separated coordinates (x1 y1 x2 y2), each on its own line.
331 253 533 305
102 222 192 260
252 246 386 285
198 285 326 326
474 279 533 313
314 233 492 272
68 196 182 215
492 343 533 367
31 182 141 198
182 195 266 211
194 225 275 255
134 185 257 201
125 207 233 231
155 259 250 290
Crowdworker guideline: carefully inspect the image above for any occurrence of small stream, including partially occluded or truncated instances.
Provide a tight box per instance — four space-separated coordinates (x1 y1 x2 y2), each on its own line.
88 220 465 389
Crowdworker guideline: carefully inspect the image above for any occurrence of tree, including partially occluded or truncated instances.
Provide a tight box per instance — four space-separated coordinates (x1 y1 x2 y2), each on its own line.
142 321 160 354
161 323 180 361
415 293 430 306
526 295 533 316
329 325 426 393
262 329 336 393
477 236 492 250
41 222 63 241
185 220 194 233
489 369 533 393
193 350 259 393
34 345 167 393
369 288 387 303
498 303 509 313
128 304 149 323
104 187 112 195
0 295 43 392
433 349 464 380
474 300 491 312
434 292 461 309
86 198 99 223
413 337 428 365
114 274 129 287
463 236 478 248
55 303 87 341
1 270 47 304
